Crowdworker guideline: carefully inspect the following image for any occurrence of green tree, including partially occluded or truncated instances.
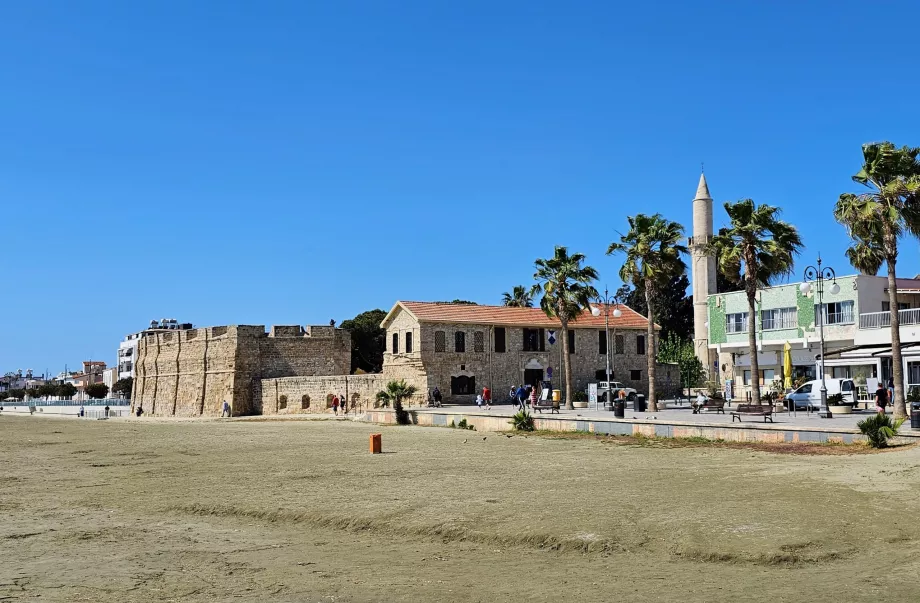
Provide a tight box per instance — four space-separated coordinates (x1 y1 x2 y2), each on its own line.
6 388 26 400
501 286 534 308
531 246 599 410
339 309 387 374
58 382 77 400
835 142 920 419
614 274 693 342
708 199 803 405
375 379 418 425
657 332 705 395
608 214 688 411
113 377 133 398
37 382 59 398
85 383 109 399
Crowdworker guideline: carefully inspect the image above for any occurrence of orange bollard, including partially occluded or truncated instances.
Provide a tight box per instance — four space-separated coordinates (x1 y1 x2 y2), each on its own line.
370 433 382 454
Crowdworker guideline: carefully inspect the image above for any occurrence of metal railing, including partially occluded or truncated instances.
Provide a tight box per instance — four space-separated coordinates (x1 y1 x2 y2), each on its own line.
859 307 920 329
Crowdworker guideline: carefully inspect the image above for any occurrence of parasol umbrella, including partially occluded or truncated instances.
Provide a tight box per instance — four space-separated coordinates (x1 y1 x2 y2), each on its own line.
783 341 793 389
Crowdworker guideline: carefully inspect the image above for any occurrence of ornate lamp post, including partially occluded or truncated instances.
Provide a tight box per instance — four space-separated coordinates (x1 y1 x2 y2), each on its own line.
592 287 622 409
799 256 840 418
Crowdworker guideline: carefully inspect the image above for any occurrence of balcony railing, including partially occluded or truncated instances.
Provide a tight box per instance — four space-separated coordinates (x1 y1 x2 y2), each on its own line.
859 308 920 329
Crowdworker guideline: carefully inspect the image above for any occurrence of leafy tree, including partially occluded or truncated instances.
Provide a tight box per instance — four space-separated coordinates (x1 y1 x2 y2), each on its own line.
708 199 803 405
25 388 41 399
339 309 387 374
5 388 26 400
531 246 599 410
85 383 109 399
38 382 59 398
375 379 418 425
608 214 688 411
501 286 534 308
113 377 133 398
614 274 693 342
657 332 705 394
835 142 920 418
58 382 77 400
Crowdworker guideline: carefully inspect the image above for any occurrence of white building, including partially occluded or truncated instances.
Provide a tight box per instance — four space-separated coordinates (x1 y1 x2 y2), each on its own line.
118 319 193 379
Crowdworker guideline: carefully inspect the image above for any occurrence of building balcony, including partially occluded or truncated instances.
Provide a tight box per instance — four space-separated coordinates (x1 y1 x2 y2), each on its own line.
858 308 920 330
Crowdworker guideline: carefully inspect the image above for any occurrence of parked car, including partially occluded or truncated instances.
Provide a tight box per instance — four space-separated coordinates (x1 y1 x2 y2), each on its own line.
588 381 637 402
785 378 856 410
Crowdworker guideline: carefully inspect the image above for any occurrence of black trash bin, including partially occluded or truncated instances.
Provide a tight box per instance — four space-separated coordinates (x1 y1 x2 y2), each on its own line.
613 400 626 418
635 394 647 413
911 402 920 430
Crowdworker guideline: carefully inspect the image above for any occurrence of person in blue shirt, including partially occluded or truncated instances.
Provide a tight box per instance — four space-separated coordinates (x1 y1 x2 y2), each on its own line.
515 385 527 411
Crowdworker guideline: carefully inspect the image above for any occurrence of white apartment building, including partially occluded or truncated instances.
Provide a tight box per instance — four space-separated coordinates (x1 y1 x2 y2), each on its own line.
118 319 193 379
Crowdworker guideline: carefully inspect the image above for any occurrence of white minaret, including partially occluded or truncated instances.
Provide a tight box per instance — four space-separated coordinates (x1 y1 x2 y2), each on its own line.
691 172 717 377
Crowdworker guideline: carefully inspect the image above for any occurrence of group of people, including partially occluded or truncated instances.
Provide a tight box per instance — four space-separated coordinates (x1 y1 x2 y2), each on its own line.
510 384 541 411
331 393 347 415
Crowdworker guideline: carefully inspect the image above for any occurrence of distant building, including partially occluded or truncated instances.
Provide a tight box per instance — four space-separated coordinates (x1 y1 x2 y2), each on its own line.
706 275 920 399
72 361 106 400
118 319 193 380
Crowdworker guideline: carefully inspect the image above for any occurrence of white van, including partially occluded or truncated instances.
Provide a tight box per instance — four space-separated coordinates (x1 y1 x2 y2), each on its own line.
785 378 856 410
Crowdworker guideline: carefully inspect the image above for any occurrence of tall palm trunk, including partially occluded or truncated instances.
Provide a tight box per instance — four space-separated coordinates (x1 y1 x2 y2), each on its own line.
885 235 906 418
644 280 658 411
560 317 574 410
745 261 761 405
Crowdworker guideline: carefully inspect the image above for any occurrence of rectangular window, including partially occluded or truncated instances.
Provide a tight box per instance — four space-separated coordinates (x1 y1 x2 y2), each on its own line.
595 369 607 381
761 307 797 330
636 334 646 355
455 331 465 353
743 370 752 386
615 334 624 355
392 333 399 354
630 369 641 381
494 327 506 353
568 330 576 354
725 312 748 333
831 366 851 379
435 331 446 352
474 331 484 353
522 328 545 352
405 332 413 354
598 331 607 355
761 369 775 385
818 301 855 325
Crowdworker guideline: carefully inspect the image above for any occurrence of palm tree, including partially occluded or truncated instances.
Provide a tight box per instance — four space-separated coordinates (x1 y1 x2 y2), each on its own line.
835 142 920 418
708 200 803 405
375 379 418 424
607 214 687 411
501 286 534 308
531 246 599 410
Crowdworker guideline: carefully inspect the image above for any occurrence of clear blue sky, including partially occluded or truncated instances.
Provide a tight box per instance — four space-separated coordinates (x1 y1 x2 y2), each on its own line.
2 0 919 375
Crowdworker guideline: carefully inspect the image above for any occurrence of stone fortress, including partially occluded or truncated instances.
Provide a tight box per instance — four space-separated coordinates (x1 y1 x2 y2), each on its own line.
132 300 674 417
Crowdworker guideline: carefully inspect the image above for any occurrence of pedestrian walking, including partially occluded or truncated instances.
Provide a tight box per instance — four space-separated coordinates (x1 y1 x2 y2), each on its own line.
340 393 347 414
332 395 340 415
433 387 442 407
476 394 484 410
515 385 527 411
530 385 538 409
104 405 110 418
79 405 85 418
509 386 516 404
887 377 894 405
221 400 231 417
483 386 492 410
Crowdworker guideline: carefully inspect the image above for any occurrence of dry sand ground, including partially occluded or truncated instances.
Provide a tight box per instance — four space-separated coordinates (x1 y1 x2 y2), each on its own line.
2 416 920 603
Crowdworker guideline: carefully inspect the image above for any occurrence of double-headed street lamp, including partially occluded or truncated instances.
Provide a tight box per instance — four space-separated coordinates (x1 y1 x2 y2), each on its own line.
591 287 622 409
799 256 839 418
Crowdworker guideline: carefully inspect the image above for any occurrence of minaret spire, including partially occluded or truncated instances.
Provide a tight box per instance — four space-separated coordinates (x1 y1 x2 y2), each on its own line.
691 170 717 380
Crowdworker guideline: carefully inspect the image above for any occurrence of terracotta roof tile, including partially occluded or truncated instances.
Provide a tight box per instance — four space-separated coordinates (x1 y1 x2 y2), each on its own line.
393 301 652 330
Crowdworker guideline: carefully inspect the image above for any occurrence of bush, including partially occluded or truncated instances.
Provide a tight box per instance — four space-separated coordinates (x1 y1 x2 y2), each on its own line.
827 393 844 405
457 418 468 429
857 413 905 448
573 390 588 402
509 410 535 432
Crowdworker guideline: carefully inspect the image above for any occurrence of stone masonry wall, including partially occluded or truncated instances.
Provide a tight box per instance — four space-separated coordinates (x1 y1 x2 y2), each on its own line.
132 325 352 417
260 374 389 415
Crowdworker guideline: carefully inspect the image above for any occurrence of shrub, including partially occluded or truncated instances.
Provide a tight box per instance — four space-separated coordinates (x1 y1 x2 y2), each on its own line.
457 418 468 429
827 393 844 405
509 410 535 432
857 413 906 448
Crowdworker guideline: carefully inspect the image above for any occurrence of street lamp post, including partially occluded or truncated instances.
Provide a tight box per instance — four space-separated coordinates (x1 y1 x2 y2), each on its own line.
800 256 840 419
592 287 622 410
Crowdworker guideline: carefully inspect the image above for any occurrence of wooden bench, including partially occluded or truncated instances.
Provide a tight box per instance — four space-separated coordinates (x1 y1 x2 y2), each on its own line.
532 401 560 414
731 404 774 423
693 400 725 414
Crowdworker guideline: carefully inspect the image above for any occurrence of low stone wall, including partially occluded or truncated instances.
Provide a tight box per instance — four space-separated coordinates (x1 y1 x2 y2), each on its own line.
358 410 887 444
260 374 389 415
